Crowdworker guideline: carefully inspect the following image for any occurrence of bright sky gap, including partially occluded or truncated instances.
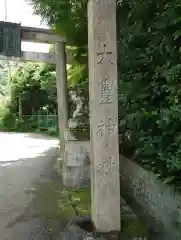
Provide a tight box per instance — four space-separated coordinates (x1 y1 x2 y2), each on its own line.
0 0 50 53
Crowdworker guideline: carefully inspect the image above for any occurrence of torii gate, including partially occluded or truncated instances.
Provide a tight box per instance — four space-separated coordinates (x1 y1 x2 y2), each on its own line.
1 2 121 235
0 22 69 158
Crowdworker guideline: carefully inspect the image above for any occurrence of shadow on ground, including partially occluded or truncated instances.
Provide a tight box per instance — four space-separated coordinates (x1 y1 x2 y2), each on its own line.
19 162 148 240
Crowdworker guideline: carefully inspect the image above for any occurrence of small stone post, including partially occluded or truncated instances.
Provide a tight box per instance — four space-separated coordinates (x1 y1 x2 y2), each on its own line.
56 41 69 155
88 0 121 233
18 97 22 119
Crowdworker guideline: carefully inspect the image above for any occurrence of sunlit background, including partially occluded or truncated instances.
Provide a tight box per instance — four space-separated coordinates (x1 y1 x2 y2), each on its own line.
0 0 50 52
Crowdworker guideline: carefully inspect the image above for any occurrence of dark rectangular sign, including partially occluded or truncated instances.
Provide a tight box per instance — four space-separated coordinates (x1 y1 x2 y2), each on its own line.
0 21 21 57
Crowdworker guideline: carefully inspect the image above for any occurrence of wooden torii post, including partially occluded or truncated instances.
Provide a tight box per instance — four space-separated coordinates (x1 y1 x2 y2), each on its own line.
0 22 70 158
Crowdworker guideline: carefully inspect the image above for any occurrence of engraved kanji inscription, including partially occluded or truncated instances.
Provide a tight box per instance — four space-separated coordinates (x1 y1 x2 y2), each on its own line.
136 177 145 197
97 156 116 175
96 44 115 64
177 201 181 210
99 76 115 104
0 21 21 57
131 177 145 197
95 15 101 29
96 117 116 147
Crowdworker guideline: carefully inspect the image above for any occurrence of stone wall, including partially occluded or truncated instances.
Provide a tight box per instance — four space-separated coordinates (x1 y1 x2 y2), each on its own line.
119 155 181 239
62 138 181 238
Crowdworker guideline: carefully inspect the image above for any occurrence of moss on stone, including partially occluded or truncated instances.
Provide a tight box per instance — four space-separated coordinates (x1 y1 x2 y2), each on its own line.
121 215 148 239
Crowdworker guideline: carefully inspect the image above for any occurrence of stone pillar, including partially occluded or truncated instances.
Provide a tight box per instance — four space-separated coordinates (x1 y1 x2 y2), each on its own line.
56 41 68 154
88 0 120 233
18 97 22 119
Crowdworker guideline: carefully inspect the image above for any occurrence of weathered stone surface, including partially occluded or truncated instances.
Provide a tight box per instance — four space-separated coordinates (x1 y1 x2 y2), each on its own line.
57 215 97 240
64 149 181 237
64 129 77 141
57 215 117 240
59 224 89 239
68 82 90 141
119 155 181 239
68 89 84 129
56 41 68 158
0 21 21 57
59 225 107 240
62 140 181 238
65 141 90 166
88 0 120 232
62 141 90 188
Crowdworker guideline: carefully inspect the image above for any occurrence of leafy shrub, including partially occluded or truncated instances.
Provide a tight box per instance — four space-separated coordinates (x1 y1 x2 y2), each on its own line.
48 127 58 137
0 109 15 130
117 0 181 186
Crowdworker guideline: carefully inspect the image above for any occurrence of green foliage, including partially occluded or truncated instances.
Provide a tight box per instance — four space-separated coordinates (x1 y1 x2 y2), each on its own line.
0 108 15 130
0 62 58 135
67 187 91 215
0 60 9 96
121 216 148 239
25 0 90 138
27 0 181 184
10 62 56 114
117 0 181 185
1 59 89 138
68 64 86 86
27 0 88 62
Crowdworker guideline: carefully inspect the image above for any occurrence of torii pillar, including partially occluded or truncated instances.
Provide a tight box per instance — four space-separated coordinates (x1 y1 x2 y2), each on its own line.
56 41 69 156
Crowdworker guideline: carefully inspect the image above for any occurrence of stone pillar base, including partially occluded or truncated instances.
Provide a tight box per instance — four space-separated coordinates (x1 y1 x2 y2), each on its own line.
64 129 77 141
62 140 90 188
94 231 120 240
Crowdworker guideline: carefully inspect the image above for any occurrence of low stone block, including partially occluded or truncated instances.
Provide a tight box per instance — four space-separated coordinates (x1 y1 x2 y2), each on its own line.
64 130 77 141
119 155 181 239
62 141 90 188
